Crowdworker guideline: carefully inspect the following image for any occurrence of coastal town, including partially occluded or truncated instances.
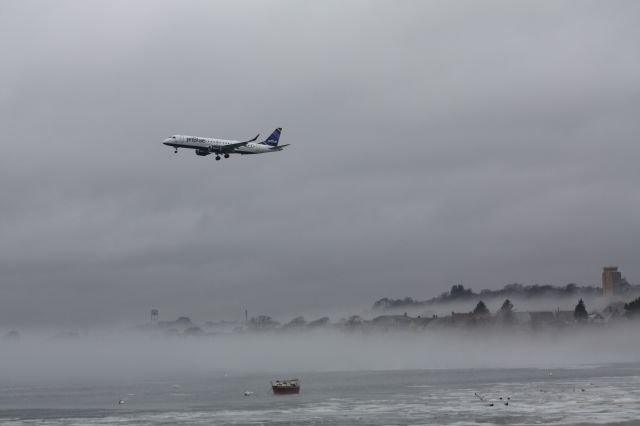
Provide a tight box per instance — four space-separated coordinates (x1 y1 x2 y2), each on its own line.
4 266 638 340
124 266 640 338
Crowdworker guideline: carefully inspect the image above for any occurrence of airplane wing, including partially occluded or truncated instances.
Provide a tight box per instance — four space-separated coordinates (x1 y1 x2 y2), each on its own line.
218 141 250 153
217 134 259 153
244 134 260 143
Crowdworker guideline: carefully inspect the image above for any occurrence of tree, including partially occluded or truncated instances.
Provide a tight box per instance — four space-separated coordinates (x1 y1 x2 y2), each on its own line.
624 296 640 318
344 315 364 329
473 300 490 316
499 299 514 314
574 299 588 322
174 316 192 327
248 315 280 330
308 317 330 328
284 316 307 329
498 299 514 323
184 326 203 336
565 283 578 294
451 284 472 299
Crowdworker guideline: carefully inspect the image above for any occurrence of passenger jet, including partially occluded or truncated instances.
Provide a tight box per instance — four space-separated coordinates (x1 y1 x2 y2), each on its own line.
162 128 287 160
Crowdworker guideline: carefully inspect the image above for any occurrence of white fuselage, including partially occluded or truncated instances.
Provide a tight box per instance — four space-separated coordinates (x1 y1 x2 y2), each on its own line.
163 135 276 155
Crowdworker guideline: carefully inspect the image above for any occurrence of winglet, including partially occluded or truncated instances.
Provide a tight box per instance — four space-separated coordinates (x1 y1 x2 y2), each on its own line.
246 134 260 143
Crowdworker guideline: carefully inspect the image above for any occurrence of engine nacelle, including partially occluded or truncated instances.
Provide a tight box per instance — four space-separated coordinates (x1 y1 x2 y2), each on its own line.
195 149 211 156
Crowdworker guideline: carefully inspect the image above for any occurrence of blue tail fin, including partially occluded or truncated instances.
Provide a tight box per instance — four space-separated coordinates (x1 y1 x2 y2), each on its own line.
260 128 282 147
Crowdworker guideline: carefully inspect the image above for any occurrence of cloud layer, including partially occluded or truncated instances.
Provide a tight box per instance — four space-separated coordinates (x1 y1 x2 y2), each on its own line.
1 1 639 327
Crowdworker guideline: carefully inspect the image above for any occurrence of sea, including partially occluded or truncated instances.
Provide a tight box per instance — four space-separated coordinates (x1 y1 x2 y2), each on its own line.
1 364 639 425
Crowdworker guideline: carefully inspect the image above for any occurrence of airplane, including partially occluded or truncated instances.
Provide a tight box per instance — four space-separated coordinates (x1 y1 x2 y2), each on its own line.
162 128 288 160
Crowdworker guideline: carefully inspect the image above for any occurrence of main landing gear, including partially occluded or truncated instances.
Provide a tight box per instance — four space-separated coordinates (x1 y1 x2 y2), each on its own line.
174 148 178 154
224 153 229 159
215 155 221 161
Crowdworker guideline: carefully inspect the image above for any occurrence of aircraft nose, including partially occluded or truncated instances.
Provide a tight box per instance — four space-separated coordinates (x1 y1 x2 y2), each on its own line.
163 138 172 144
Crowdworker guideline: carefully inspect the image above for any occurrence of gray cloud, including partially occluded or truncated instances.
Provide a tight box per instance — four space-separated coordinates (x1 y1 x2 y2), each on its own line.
1 0 640 327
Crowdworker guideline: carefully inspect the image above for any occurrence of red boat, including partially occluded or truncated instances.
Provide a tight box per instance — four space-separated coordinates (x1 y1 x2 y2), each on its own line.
271 378 300 394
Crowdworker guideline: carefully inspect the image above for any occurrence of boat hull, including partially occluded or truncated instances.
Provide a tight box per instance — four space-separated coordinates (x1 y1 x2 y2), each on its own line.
271 379 300 394
271 385 300 394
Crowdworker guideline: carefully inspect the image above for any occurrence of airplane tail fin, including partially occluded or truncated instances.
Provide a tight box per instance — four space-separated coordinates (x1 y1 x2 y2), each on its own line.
260 128 282 147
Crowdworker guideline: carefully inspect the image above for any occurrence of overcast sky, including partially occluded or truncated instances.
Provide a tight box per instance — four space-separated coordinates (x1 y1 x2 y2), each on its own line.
1 0 639 328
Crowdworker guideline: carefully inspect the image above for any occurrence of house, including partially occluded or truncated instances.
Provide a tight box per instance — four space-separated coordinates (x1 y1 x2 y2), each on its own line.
450 312 477 326
588 312 605 324
554 310 575 324
601 301 626 322
529 311 555 327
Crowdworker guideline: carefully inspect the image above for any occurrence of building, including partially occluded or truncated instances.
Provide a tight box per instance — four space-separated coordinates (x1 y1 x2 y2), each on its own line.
529 311 555 327
602 266 622 296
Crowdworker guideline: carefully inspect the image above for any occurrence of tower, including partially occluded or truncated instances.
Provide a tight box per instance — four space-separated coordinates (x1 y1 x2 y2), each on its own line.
602 266 622 296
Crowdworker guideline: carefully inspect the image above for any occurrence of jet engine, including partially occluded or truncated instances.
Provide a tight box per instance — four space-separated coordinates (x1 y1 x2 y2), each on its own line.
195 149 211 156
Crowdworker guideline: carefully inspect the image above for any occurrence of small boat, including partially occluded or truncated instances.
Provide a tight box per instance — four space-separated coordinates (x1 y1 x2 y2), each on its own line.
271 378 300 394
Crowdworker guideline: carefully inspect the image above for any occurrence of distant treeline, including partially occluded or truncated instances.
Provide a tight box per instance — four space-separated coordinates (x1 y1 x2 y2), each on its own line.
373 282 638 310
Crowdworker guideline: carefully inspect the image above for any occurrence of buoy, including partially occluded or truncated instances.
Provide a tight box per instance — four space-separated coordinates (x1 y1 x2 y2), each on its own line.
243 391 254 396
118 399 126 405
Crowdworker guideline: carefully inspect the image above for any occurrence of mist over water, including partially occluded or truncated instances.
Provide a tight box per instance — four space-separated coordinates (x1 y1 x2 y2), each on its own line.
3 327 640 425
3 325 639 386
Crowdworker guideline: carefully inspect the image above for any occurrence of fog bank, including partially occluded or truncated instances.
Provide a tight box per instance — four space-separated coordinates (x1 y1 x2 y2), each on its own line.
2 327 639 386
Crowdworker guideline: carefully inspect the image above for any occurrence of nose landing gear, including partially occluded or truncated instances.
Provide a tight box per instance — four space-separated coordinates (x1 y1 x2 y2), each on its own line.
174 148 178 154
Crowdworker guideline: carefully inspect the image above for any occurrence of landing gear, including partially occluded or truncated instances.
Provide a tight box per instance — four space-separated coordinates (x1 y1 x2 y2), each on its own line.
215 155 221 161
174 148 178 154
224 153 229 159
